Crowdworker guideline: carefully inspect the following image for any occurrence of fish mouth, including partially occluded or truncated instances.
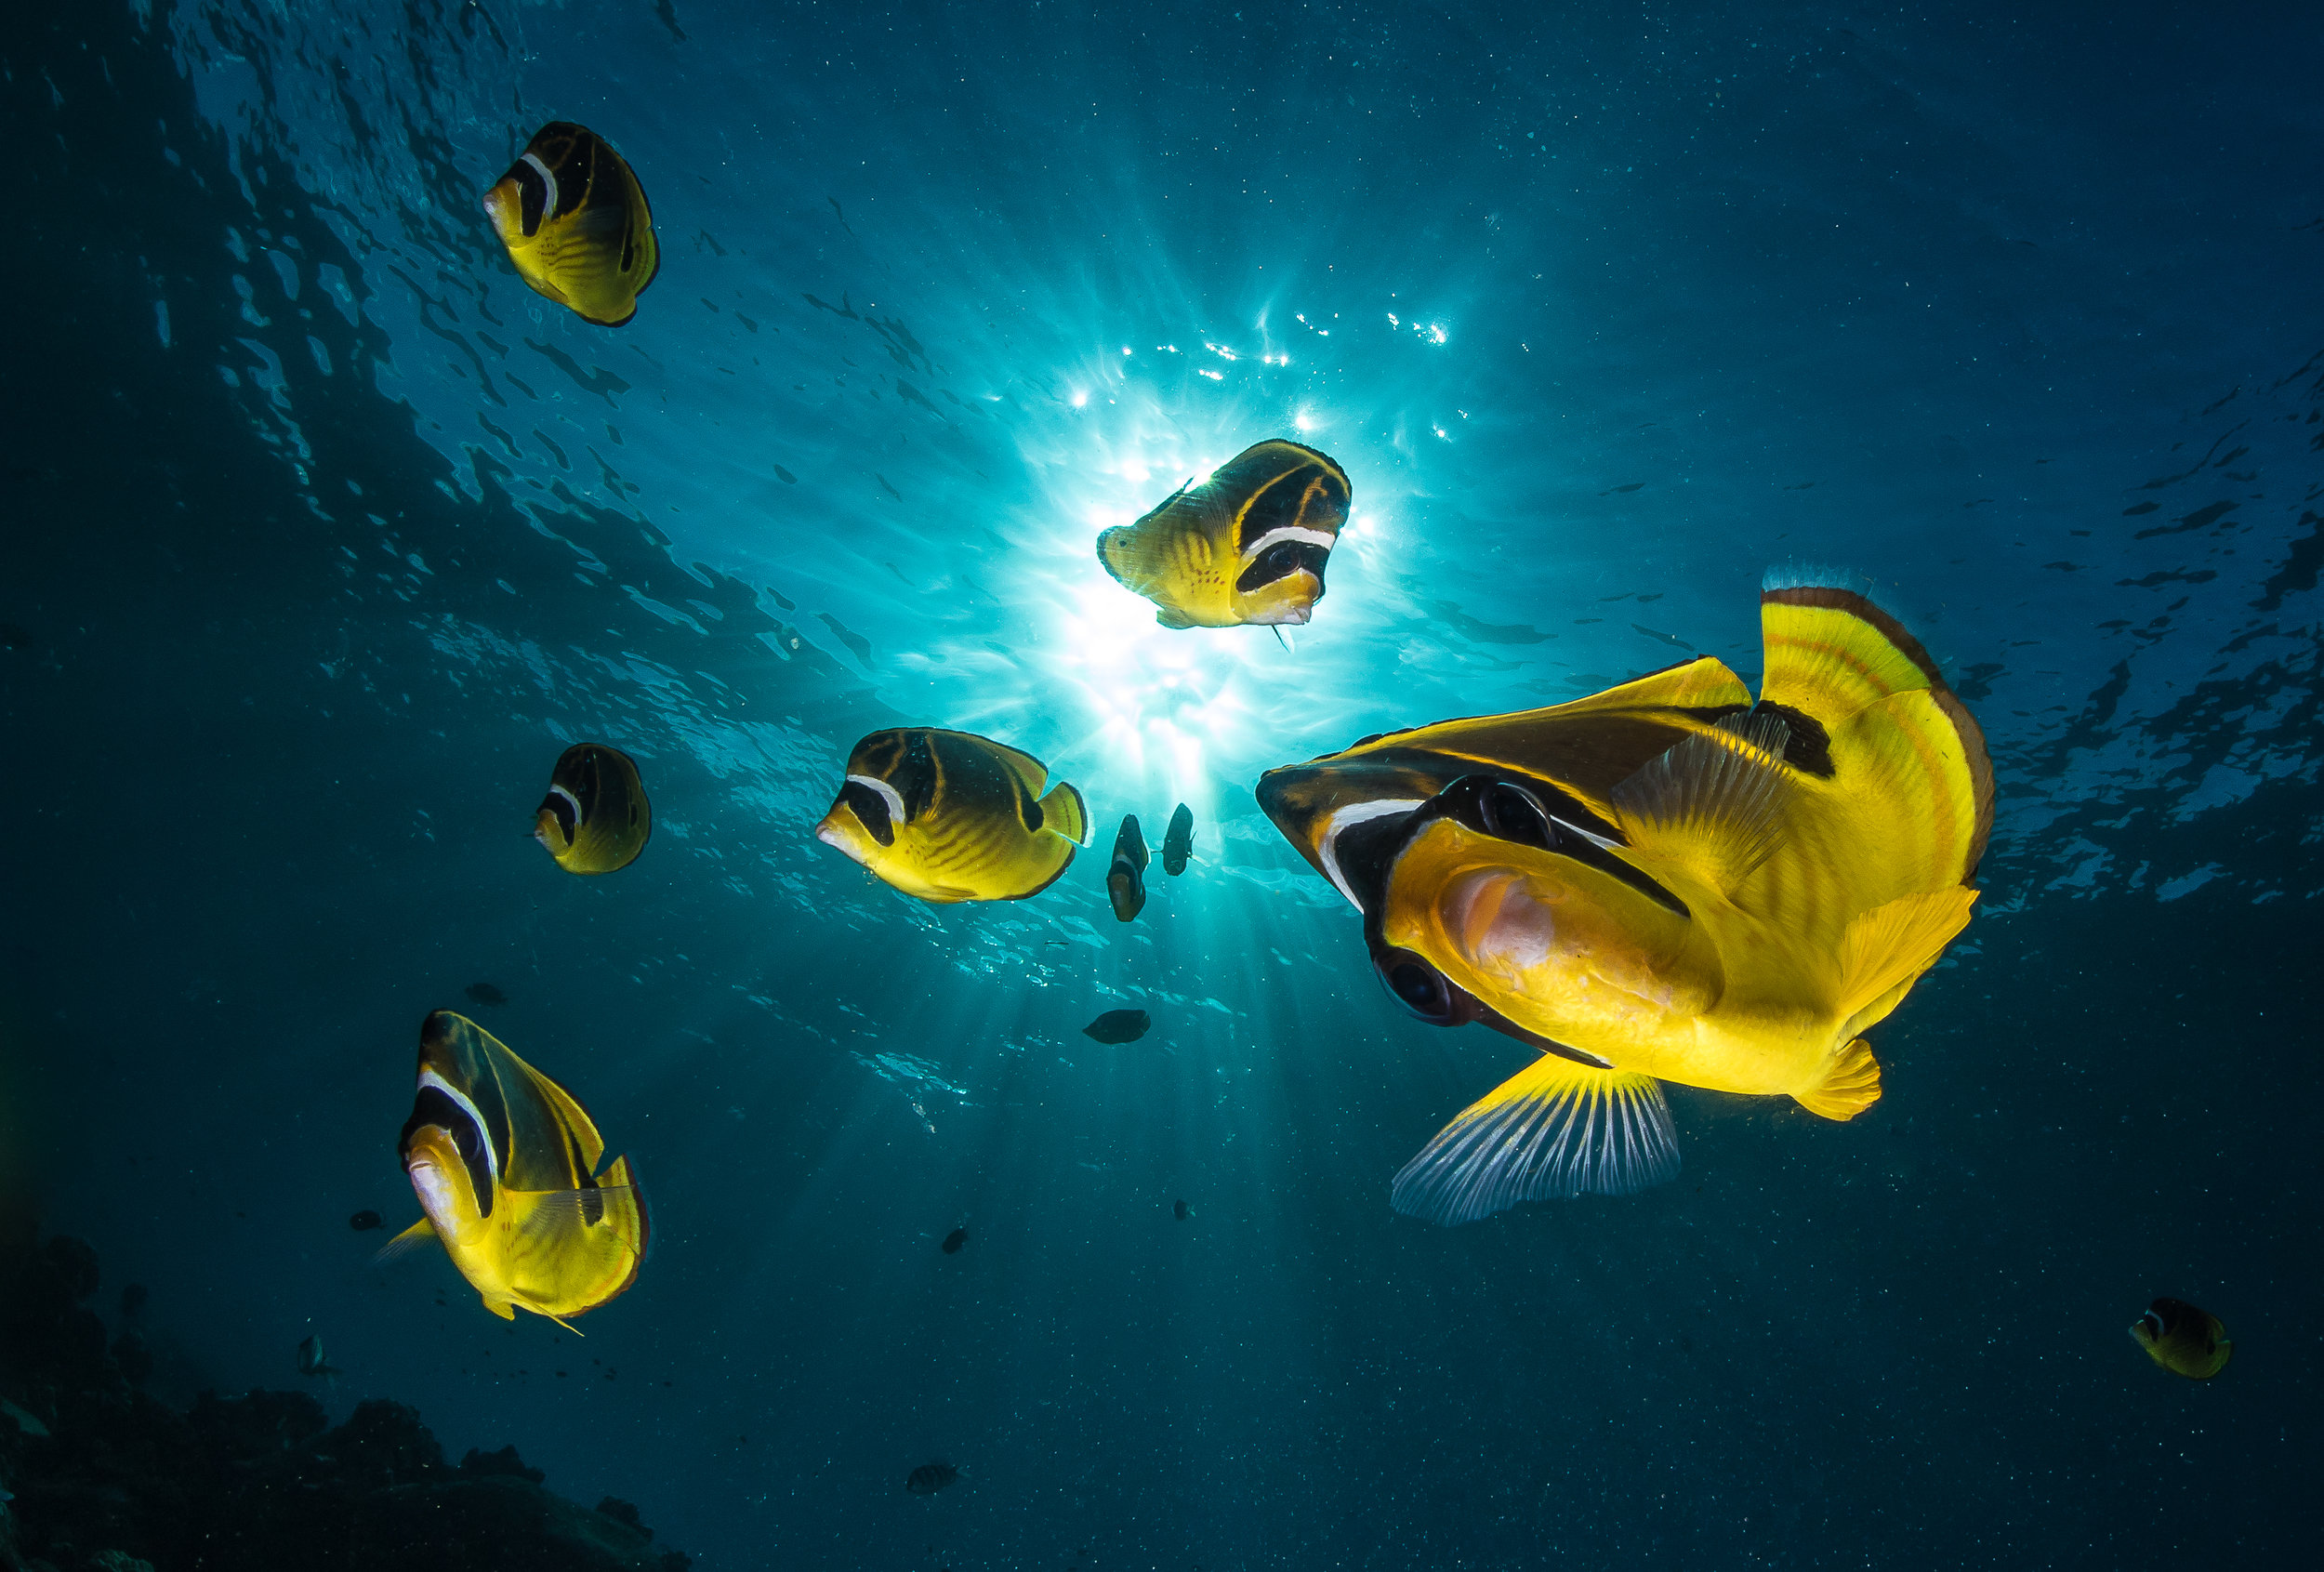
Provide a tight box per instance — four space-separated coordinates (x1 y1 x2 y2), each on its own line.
815 819 869 867
1247 603 1314 627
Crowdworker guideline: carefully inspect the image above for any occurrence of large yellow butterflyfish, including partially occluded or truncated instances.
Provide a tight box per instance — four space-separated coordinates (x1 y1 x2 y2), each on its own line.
482 122 659 327
1256 574 1992 1223
815 728 1089 904
382 1011 647 1328
1098 440 1351 629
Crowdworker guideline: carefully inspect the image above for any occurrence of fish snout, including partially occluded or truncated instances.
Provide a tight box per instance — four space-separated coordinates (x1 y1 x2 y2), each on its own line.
815 818 869 866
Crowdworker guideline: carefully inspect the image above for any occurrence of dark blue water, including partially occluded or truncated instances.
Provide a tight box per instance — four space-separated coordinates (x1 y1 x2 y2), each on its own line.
5 2 2321 1566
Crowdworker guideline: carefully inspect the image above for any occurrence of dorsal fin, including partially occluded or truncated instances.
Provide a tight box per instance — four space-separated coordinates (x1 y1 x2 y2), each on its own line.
1610 709 1795 892
1758 578 1992 881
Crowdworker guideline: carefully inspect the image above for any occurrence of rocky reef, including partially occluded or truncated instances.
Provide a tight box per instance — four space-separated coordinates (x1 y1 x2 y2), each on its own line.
0 1228 688 1572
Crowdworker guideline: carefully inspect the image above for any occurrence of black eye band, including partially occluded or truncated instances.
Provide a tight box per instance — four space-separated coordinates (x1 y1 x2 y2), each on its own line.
1235 540 1330 595
537 791 577 840
506 159 548 236
1431 775 1691 918
838 781 895 846
400 1086 495 1217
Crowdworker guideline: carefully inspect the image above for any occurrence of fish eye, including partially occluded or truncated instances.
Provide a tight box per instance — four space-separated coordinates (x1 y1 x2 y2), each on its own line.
1374 947 1466 1026
837 781 896 847
1478 782 1553 848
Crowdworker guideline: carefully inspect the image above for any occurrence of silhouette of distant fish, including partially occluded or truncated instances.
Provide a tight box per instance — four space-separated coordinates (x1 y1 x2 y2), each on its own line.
348 1209 383 1233
941 1227 968 1255
1107 814 1149 922
1162 803 1195 876
1173 1198 1191 1222
905 1461 959 1495
464 982 508 1007
1083 1009 1151 1044
297 1333 341 1380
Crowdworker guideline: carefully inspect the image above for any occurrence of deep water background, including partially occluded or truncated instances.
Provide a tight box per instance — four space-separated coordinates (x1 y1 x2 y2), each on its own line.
5 1 2322 1566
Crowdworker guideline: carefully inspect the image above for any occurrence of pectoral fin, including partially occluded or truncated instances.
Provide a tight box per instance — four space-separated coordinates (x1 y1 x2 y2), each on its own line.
1611 709 1796 891
483 1295 516 1320
372 1218 439 1265
1391 1055 1679 1225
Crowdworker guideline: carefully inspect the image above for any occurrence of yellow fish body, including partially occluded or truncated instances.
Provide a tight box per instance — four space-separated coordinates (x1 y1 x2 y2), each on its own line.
535 742 652 874
388 1011 646 1327
2131 1298 2232 1379
815 727 1089 903
1257 575 1992 1222
1098 440 1351 628
482 122 659 327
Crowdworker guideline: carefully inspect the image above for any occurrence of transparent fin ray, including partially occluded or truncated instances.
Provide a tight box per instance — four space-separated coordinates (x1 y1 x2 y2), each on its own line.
1611 709 1795 888
1391 1056 1680 1225
372 1218 439 1266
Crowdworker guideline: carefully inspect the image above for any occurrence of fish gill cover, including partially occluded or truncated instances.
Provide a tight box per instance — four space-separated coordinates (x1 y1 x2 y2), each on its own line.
2 1 2321 1569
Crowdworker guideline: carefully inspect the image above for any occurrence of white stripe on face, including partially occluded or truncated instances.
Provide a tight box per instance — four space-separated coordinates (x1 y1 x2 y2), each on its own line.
1317 799 1428 911
1239 525 1339 561
548 783 584 830
418 1065 499 1191
521 152 560 219
1552 814 1621 852
846 773 908 826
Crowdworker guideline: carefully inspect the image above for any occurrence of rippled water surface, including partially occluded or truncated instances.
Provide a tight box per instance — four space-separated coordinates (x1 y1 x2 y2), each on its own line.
6 2 2322 1566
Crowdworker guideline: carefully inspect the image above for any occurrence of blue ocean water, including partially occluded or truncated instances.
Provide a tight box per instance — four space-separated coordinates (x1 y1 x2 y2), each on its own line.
4 0 2321 1565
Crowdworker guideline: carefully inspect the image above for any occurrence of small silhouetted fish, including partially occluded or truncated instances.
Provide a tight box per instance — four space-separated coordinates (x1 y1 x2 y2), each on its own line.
1083 1009 1151 1044
906 1461 958 1495
349 1209 383 1233
1174 1199 1191 1222
941 1227 968 1255
120 1283 149 1317
465 982 508 1007
297 1334 341 1380
1162 803 1195 876
1107 814 1149 922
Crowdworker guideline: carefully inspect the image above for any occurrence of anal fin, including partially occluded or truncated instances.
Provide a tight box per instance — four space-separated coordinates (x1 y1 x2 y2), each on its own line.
483 1295 516 1321
1794 1037 1882 1121
1391 1055 1679 1225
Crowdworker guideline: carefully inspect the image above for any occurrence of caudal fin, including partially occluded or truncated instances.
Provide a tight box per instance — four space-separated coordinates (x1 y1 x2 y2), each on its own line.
1040 780 1089 847
1391 1055 1679 1224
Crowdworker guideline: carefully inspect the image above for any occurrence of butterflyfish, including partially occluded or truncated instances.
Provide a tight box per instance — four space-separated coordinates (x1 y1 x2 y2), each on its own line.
296 1333 340 1380
905 1461 959 1495
1108 813 1150 921
534 743 652 874
1083 1009 1151 1044
383 1011 648 1328
2131 1297 2232 1379
1162 802 1195 876
814 728 1088 904
482 123 659 327
1097 440 1351 628
1256 574 1993 1224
